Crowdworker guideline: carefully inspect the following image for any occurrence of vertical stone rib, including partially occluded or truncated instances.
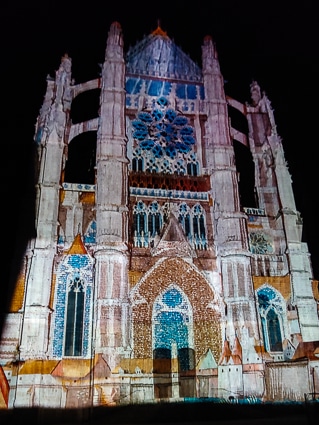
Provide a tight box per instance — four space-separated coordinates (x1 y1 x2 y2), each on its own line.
93 22 129 368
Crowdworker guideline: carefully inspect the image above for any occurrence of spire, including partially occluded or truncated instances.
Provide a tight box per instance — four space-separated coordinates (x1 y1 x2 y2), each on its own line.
201 33 225 101
218 338 232 365
105 21 124 60
250 80 261 106
202 35 219 74
231 331 243 365
151 20 168 37
97 20 127 246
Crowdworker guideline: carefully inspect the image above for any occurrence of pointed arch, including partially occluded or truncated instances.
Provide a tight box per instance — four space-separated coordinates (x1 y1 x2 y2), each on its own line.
233 139 256 209
132 201 168 247
177 203 208 249
52 249 94 358
153 285 195 373
256 284 286 353
84 220 96 244
130 257 222 364
64 131 97 185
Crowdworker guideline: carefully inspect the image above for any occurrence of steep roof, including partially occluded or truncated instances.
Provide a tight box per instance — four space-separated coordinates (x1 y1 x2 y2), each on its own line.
125 25 202 82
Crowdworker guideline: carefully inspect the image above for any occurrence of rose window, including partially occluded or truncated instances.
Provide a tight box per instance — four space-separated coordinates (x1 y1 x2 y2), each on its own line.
131 96 198 175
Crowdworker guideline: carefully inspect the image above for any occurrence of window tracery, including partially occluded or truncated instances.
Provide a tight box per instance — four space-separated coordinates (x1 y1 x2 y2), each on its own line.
153 285 194 371
132 201 207 249
248 231 274 254
257 286 285 352
132 201 168 247
53 254 93 358
178 203 207 249
130 96 199 175
84 220 96 244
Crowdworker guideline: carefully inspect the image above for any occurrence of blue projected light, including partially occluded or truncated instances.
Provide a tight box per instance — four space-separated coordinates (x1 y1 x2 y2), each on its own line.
67 255 89 268
162 288 183 307
131 96 199 175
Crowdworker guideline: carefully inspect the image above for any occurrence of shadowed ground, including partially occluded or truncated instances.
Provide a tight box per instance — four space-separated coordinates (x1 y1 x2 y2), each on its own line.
0 401 318 425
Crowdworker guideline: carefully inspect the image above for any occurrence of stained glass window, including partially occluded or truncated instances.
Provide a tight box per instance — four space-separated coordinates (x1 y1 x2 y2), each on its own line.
257 286 284 352
153 286 194 371
64 275 85 356
130 97 199 175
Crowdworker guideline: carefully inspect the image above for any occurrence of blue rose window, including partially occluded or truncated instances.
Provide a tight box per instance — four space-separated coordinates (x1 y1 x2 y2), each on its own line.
132 97 196 160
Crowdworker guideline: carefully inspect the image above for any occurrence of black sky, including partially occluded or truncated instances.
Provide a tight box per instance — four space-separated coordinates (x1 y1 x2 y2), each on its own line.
2 0 318 308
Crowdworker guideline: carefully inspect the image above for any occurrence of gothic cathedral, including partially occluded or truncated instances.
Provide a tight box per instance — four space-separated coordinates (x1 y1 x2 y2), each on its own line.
1 22 319 409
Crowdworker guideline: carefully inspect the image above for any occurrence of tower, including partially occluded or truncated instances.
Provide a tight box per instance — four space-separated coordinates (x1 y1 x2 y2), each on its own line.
1 21 318 409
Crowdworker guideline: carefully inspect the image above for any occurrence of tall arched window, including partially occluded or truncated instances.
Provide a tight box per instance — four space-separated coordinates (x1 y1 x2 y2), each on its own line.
132 201 165 247
153 286 194 370
148 202 162 237
53 253 93 359
178 203 191 237
64 275 85 356
257 286 284 352
178 203 207 249
133 201 148 247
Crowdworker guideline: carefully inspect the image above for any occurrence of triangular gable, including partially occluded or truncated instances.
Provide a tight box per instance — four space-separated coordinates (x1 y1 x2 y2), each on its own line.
151 213 195 258
67 233 87 255
197 348 218 370
51 354 109 379
126 27 202 81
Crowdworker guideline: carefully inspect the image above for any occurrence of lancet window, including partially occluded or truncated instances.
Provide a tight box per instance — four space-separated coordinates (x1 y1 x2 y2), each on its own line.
257 286 285 352
132 201 167 247
178 203 207 250
131 201 207 249
64 275 85 356
153 286 195 372
53 254 93 358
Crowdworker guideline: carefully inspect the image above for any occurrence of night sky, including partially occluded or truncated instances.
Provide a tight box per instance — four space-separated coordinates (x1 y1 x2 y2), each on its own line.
2 0 318 316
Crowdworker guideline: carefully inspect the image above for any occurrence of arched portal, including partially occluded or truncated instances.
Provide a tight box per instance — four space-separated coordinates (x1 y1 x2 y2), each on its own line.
130 257 222 400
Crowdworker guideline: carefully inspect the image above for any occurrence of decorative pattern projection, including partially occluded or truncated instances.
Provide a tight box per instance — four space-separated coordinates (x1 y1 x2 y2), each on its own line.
257 286 285 352
131 96 199 175
178 203 207 249
248 231 274 254
153 286 195 371
132 201 169 247
84 220 96 244
53 254 93 358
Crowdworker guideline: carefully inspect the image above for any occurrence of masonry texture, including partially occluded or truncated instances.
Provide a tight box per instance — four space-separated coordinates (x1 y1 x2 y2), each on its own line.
1 21 319 410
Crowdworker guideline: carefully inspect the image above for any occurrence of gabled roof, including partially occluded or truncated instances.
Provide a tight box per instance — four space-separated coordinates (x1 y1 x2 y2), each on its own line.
197 348 218 370
126 25 202 82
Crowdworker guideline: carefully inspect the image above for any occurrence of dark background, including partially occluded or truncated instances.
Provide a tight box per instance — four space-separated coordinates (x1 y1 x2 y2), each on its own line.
1 0 318 326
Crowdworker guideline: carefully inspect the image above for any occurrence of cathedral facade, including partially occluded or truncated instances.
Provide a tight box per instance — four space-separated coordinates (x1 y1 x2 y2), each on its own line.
1 21 319 409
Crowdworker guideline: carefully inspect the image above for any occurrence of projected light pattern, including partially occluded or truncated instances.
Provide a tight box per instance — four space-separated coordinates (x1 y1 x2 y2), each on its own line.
131 97 199 175
53 254 93 358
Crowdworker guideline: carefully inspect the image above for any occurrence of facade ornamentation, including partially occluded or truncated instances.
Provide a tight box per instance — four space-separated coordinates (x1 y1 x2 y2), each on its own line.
1 21 318 409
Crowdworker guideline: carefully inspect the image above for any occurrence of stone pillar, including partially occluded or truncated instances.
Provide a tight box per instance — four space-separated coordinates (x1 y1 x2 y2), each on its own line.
202 36 260 348
94 22 130 370
20 55 72 359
